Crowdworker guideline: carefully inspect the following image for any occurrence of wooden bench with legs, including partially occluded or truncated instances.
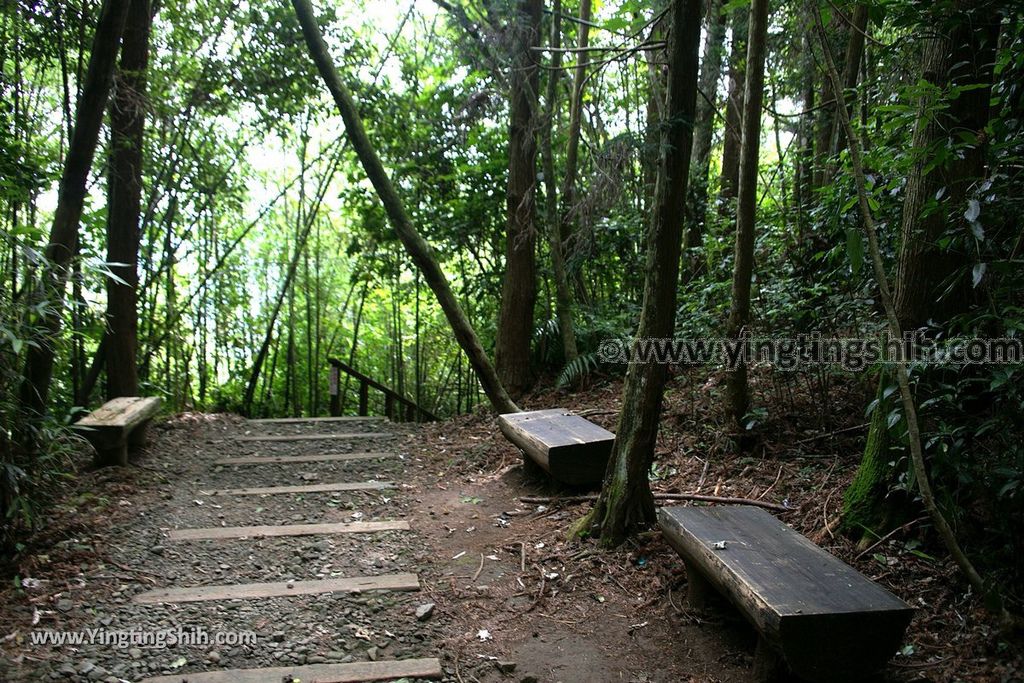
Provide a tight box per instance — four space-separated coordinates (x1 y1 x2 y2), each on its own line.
73 397 162 467
658 505 914 682
498 408 615 487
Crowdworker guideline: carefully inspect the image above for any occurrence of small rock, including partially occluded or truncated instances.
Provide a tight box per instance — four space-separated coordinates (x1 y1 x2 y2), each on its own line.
520 676 539 683
414 603 435 621
56 599 74 613
206 650 221 664
128 648 143 660
496 661 517 674
307 655 326 664
272 632 286 642
150 545 165 556
366 646 379 661
77 660 95 675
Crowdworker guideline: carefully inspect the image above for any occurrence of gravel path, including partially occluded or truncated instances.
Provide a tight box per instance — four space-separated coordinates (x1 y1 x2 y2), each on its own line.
15 414 445 683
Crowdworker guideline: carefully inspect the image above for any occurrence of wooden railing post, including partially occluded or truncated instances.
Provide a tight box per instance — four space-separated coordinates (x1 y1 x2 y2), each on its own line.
358 380 369 417
384 394 394 421
329 363 341 417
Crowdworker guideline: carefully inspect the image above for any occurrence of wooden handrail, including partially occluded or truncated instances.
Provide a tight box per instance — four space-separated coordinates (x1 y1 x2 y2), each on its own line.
327 358 439 422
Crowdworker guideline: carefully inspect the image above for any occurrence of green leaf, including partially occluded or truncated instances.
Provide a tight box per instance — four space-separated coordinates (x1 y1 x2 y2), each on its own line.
845 228 863 274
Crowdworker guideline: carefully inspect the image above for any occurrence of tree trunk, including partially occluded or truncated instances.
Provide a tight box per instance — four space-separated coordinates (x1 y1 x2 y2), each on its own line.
292 0 519 414
495 0 542 396
844 1 1001 535
828 3 868 158
574 0 703 546
540 0 579 363
684 0 727 265
723 0 769 426
717 5 748 213
105 0 151 400
19 0 132 434
558 0 592 280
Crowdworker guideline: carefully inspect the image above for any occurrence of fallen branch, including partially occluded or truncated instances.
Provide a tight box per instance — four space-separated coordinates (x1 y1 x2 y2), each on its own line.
519 493 794 513
793 423 868 446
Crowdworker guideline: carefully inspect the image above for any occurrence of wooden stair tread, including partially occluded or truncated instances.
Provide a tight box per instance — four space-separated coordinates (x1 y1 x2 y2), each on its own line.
133 573 420 604
199 481 393 496
213 452 396 465
236 432 391 442
168 520 410 541
140 656 442 682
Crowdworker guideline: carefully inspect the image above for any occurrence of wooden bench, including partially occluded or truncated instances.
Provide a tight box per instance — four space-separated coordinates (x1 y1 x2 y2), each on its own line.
658 505 913 682
73 397 162 467
498 408 614 487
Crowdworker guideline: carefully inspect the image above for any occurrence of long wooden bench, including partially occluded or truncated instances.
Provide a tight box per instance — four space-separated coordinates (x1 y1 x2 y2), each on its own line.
498 408 614 487
658 505 913 682
73 397 161 467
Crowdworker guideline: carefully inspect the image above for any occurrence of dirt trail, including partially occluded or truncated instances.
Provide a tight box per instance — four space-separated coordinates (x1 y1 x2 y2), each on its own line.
1 402 1018 682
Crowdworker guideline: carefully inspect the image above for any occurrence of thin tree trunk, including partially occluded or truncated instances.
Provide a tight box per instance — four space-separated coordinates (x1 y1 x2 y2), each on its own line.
19 0 132 436
573 0 703 546
340 281 368 413
540 0 579 362
828 3 868 159
717 5 748 213
723 0 769 426
558 0 592 278
684 0 727 265
293 0 519 414
105 0 152 400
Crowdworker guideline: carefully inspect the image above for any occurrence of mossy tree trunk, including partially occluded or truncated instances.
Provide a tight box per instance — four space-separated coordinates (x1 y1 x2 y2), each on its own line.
842 1 1000 540
573 0 703 546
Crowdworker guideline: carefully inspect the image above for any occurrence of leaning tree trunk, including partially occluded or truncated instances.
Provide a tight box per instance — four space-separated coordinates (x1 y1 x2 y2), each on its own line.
683 0 728 271
573 0 703 546
723 0 769 426
717 5 748 213
843 1 1000 537
105 0 152 400
19 0 132 437
292 0 519 415
495 0 542 396
539 0 579 362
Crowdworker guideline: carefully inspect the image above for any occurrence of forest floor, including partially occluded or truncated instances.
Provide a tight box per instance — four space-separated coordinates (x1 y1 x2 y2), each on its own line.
1 370 1022 683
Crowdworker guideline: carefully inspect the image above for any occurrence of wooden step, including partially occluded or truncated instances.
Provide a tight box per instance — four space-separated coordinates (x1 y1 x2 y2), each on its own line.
199 481 393 496
213 451 396 465
168 520 410 541
140 657 443 682
236 433 390 442
133 573 420 604
247 416 388 424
